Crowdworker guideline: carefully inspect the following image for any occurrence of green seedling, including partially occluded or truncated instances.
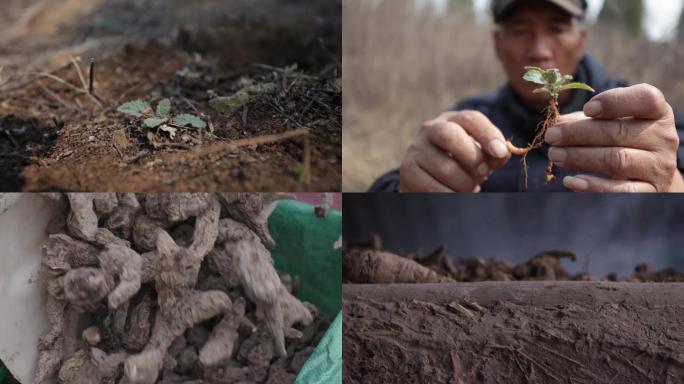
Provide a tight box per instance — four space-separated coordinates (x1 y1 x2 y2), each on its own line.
117 98 206 139
507 66 594 187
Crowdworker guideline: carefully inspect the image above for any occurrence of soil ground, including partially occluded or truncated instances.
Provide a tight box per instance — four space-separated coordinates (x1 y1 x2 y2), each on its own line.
0 0 341 191
343 246 684 383
344 282 684 384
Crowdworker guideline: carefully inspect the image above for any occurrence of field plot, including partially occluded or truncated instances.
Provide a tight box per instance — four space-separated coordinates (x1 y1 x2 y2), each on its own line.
343 245 684 384
0 0 341 191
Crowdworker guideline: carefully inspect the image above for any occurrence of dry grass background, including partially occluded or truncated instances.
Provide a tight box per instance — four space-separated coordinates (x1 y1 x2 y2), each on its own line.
343 0 684 191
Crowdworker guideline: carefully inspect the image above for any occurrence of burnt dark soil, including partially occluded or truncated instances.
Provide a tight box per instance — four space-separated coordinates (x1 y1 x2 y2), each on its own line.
0 115 59 190
0 0 341 191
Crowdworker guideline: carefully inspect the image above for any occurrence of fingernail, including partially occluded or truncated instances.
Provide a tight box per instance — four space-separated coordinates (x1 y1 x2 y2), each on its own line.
488 139 508 159
476 163 490 177
545 126 561 144
584 100 602 117
563 176 589 191
547 147 567 163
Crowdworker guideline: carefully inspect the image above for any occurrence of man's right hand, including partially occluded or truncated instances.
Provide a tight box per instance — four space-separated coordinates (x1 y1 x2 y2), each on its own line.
399 110 511 192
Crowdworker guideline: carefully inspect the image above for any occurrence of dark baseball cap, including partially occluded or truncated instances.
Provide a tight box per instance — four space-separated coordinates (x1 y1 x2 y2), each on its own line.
492 0 588 23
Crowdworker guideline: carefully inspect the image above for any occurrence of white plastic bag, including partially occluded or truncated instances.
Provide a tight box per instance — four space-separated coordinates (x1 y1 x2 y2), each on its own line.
0 194 58 384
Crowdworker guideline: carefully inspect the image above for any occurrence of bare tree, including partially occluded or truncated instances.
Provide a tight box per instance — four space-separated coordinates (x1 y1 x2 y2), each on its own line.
598 0 643 36
447 0 473 17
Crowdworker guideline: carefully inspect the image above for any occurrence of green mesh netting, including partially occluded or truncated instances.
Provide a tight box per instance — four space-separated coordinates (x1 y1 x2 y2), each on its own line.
268 200 342 384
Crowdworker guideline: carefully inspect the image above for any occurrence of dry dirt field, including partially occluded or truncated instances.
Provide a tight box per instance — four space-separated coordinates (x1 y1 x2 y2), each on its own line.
0 0 341 191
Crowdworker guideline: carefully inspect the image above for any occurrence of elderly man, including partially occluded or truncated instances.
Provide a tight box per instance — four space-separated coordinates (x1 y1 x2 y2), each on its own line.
370 0 684 192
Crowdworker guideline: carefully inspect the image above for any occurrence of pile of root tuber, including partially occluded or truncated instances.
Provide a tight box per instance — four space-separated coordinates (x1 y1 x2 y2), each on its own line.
343 236 684 284
36 193 330 384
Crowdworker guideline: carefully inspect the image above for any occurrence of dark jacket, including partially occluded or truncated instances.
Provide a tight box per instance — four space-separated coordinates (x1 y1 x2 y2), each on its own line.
369 55 684 192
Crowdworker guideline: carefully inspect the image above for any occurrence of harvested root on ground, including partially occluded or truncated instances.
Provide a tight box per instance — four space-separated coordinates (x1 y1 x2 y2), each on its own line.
343 248 453 284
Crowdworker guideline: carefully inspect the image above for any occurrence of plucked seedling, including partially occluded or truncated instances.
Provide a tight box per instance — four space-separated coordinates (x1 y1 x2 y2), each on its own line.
117 98 206 140
507 66 594 187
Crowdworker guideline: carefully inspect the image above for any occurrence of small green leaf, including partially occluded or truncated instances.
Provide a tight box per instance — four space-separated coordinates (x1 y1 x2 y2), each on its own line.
209 92 251 116
533 87 550 94
117 100 151 117
544 68 560 85
172 114 206 129
523 68 545 85
143 117 167 128
156 98 171 118
559 82 595 93
524 66 544 72
297 166 306 182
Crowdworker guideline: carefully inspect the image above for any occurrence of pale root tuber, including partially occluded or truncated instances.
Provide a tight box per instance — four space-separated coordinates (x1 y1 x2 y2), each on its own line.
92 193 119 217
66 194 100 241
124 290 231 384
219 218 312 358
344 248 454 284
220 218 287 357
63 268 112 308
217 193 292 248
199 297 246 366
67 193 134 247
105 193 141 239
43 233 99 275
124 226 230 384
58 347 127 384
279 287 315 338
133 214 169 251
143 193 213 223
98 243 143 309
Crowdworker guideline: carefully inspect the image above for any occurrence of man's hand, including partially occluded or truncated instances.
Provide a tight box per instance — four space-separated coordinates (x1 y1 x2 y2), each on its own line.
545 84 684 192
399 111 511 192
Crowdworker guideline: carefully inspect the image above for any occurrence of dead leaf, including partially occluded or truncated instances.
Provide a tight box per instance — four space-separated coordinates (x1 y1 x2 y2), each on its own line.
159 124 177 139
146 131 162 149
112 129 130 152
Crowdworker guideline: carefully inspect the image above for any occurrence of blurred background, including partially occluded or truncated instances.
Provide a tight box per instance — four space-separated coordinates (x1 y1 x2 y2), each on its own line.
343 0 684 191
343 193 684 278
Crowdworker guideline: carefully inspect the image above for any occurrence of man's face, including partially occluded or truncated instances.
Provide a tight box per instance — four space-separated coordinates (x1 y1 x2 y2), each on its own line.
493 2 587 109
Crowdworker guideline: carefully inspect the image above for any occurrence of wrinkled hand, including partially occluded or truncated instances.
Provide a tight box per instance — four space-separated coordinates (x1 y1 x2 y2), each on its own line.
545 84 684 192
399 111 511 192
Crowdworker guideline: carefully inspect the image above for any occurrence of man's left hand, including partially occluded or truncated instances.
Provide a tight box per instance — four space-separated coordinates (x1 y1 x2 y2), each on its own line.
545 83 684 192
